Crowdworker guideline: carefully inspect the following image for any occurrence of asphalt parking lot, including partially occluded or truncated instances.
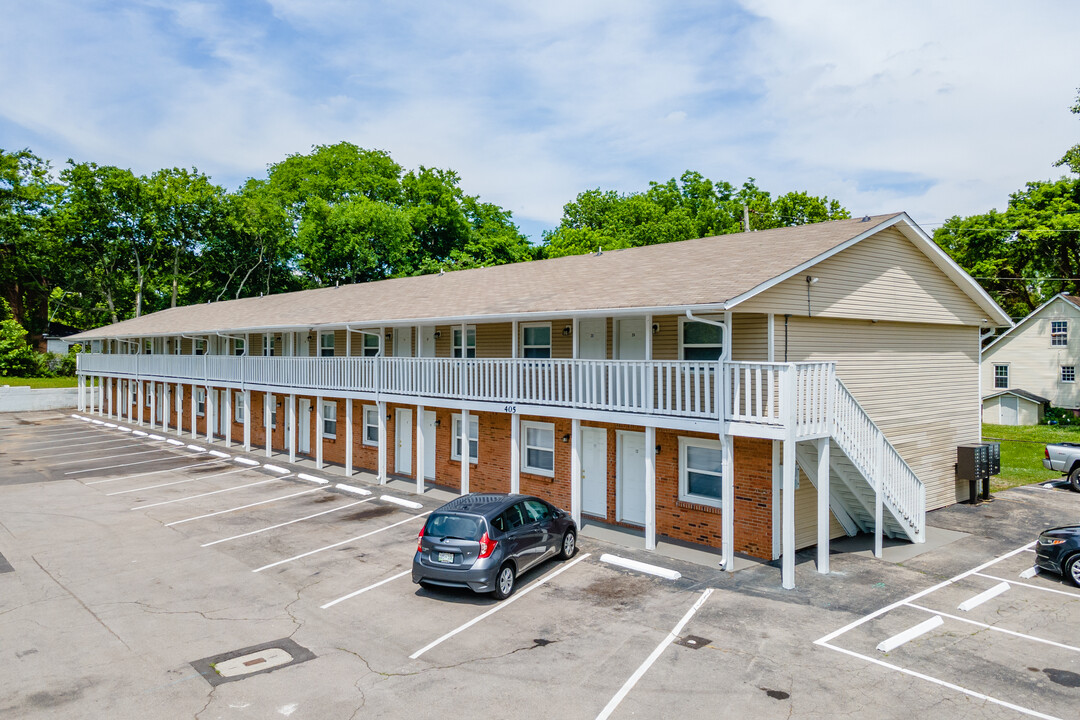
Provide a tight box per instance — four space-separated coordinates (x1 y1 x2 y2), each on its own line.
2 410 1079 719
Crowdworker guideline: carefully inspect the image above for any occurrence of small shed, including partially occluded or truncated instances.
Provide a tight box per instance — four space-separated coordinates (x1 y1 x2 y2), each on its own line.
982 389 1048 426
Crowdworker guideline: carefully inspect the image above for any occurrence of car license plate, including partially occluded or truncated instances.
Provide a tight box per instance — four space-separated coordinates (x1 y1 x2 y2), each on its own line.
437 552 454 564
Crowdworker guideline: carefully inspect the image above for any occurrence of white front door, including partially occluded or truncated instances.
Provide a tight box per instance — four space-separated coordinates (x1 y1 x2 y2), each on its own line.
1001 395 1019 425
298 399 311 454
284 398 292 451
155 384 164 422
420 326 437 357
396 408 413 474
578 318 606 359
616 431 646 525
394 328 413 357
582 427 608 517
616 318 646 359
298 332 309 357
423 410 436 479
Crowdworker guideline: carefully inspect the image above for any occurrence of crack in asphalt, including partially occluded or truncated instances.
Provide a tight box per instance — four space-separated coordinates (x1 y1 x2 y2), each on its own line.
30 555 134 652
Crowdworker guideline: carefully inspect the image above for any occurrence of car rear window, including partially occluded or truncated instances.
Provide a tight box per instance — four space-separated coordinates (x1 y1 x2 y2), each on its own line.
425 513 484 540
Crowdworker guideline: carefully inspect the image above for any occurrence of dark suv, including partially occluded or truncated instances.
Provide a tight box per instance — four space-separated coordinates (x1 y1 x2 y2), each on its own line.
412 493 577 599
1035 524 1080 587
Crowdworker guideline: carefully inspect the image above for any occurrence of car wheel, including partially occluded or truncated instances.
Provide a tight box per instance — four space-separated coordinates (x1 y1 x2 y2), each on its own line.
558 529 577 560
1065 554 1080 588
1070 467 1080 493
493 563 516 600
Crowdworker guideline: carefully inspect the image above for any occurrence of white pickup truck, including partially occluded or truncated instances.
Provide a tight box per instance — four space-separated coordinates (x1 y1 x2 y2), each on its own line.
1043 443 1080 491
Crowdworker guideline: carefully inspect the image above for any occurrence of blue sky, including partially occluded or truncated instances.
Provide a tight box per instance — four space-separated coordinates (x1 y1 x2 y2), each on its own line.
2 0 1078 240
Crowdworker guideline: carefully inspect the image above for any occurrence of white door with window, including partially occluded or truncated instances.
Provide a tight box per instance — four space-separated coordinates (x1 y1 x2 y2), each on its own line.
581 427 608 517
616 431 646 525
396 408 413 475
616 318 646 359
1001 395 1019 425
422 410 436 479
298 399 311 454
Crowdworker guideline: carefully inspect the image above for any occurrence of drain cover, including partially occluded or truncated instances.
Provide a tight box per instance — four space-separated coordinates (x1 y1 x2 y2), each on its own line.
675 635 711 649
190 638 315 686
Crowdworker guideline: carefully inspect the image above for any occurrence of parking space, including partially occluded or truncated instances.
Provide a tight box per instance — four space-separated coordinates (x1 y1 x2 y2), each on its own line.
5 409 1080 719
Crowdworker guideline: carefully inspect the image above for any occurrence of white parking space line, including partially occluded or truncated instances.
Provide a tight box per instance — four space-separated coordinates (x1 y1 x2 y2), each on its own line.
48 442 141 458
18 431 105 445
594 587 713 720
410 553 592 661
65 452 210 475
253 512 430 573
905 603 1080 655
54 448 164 467
202 498 373 547
321 570 412 609
49 443 144 461
164 485 315 526
818 642 1064 720
111 468 252 497
974 572 1080 599
129 476 277 504
957 581 1010 611
876 615 944 653
83 459 222 485
1019 567 1039 579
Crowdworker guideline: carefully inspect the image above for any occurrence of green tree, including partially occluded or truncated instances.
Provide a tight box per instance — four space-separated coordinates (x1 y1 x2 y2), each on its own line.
1055 89 1080 175
0 317 38 376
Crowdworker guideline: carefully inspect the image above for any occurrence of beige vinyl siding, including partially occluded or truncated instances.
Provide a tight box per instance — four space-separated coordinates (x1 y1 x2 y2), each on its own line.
180 337 193 355
477 322 512 358
652 315 678 360
790 470 847 550
784 316 981 509
738 227 987 325
731 313 769 362
550 319 572 358
981 297 1080 409
435 326 452 357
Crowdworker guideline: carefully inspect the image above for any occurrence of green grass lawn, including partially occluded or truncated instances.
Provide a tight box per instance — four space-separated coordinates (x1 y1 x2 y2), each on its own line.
0 376 78 389
983 422 1080 491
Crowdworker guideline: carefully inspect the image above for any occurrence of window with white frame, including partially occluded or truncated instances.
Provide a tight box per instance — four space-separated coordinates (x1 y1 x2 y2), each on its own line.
451 413 479 463
234 392 245 423
522 421 555 476
363 405 379 445
453 327 477 358
320 332 335 357
234 337 246 356
362 333 380 356
263 335 274 356
269 395 277 428
522 324 551 358
144 384 151 406
144 339 152 354
1063 366 1076 383
322 401 337 438
196 388 206 416
679 437 724 508
1052 321 1068 346
994 364 1009 389
194 338 206 356
680 319 724 361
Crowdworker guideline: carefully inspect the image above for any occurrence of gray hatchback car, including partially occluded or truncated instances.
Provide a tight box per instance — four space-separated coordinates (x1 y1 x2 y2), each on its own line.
412 493 578 599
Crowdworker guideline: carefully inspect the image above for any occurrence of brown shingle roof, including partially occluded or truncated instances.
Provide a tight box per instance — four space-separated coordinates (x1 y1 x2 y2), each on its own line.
71 214 903 339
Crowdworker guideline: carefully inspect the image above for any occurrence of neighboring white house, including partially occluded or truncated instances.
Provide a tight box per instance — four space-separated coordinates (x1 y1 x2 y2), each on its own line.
981 293 1080 412
982 389 1048 426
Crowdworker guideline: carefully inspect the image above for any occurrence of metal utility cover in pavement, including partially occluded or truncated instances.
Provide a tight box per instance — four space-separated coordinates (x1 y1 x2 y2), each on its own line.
675 635 711 649
190 638 315 686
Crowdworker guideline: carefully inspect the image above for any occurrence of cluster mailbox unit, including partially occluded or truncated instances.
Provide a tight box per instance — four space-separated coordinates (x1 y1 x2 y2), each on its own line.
956 442 1000 503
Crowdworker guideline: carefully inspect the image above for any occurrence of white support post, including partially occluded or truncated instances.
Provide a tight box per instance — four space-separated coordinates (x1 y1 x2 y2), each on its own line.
459 408 470 495
265 393 273 458
288 393 297 464
243 389 251 451
771 441 781 560
162 383 170 433
77 375 84 411
874 438 884 558
570 418 581 528
377 401 387 484
345 399 354 477
206 386 214 442
87 376 94 414
175 383 182 435
149 381 156 430
722 433 735 572
510 413 521 494
315 395 324 469
190 384 197 439
816 435 830 574
223 388 232 448
782 367 797 590
645 425 656 550
136 380 143 425
414 404 425 493
84 375 91 414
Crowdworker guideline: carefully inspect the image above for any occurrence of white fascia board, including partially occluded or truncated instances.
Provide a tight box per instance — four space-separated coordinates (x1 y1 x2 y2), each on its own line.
724 212 1013 328
982 292 1070 353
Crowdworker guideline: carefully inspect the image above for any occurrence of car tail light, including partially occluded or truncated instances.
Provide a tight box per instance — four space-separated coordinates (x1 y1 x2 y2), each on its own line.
478 531 497 558
416 525 425 553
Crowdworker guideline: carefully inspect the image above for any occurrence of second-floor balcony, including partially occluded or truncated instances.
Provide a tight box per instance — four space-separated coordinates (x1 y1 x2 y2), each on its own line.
76 353 835 439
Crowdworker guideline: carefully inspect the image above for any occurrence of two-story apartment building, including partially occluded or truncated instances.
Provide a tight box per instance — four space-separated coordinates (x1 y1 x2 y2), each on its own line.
71 213 1011 588
981 293 1080 422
